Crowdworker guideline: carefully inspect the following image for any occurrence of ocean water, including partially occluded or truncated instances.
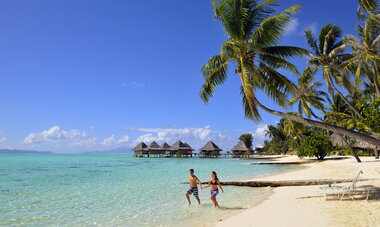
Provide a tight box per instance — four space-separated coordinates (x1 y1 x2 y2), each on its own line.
0 154 299 226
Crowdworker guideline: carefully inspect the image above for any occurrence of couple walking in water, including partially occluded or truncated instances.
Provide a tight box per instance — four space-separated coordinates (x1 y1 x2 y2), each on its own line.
186 169 224 208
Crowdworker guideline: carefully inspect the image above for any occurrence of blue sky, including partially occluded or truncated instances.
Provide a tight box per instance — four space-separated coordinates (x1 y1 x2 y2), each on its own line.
0 0 359 153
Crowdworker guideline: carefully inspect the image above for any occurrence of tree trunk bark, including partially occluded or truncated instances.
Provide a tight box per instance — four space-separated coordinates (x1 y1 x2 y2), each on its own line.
250 95 380 146
326 73 362 118
375 149 379 159
371 62 380 97
338 133 361 163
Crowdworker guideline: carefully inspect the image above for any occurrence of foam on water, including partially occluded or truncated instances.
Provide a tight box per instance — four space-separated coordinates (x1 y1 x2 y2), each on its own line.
0 154 299 226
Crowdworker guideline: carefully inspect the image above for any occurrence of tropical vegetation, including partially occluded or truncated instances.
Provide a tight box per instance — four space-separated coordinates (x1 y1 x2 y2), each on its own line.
297 128 334 160
200 0 380 162
239 133 253 148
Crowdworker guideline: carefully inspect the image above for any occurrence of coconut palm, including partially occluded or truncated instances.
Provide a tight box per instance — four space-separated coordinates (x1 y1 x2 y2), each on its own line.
325 95 362 162
357 0 379 24
304 24 363 118
289 67 329 121
282 113 305 149
343 14 380 97
200 0 380 146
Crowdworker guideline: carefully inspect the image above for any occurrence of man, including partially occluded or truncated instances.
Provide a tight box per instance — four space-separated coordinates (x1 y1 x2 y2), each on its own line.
186 169 202 206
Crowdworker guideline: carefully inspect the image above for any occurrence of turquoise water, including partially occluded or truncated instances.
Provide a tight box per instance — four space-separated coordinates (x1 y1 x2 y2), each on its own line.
0 154 299 226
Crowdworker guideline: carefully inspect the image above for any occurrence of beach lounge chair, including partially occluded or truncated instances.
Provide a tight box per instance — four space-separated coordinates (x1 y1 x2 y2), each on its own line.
319 170 368 201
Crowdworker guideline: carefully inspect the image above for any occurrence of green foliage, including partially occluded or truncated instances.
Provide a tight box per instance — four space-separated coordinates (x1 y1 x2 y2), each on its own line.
297 129 333 160
239 133 253 148
359 97 380 133
200 0 308 121
262 119 291 154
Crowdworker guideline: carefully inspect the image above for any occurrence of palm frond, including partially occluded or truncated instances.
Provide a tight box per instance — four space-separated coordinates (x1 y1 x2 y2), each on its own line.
200 54 229 103
251 4 301 48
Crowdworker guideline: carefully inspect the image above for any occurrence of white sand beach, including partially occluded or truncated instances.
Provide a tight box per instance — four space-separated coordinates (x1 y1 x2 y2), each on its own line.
215 156 380 227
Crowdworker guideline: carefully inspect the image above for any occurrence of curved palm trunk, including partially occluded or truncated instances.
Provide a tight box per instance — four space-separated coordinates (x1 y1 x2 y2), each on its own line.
338 133 361 163
249 95 380 146
307 108 361 162
371 62 380 97
325 73 362 118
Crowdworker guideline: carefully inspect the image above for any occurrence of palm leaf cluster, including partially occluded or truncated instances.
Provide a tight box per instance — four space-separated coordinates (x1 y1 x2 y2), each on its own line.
200 0 308 121
200 0 380 150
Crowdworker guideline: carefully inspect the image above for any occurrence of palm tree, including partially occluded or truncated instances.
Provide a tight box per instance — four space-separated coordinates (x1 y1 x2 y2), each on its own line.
357 0 379 24
289 67 329 121
282 113 305 149
325 95 362 162
200 0 380 146
304 24 362 118
343 7 380 97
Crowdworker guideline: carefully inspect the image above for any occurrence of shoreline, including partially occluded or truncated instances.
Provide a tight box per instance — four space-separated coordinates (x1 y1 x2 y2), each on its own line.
213 156 380 227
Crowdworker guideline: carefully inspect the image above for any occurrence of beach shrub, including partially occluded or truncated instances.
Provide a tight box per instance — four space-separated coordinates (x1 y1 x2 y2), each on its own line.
297 130 333 160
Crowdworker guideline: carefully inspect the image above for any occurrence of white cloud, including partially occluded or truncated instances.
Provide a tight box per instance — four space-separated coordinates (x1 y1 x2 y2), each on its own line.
303 22 318 35
129 81 145 87
0 137 6 142
71 134 130 149
102 135 130 146
23 125 130 150
131 125 226 148
284 18 299 35
24 126 86 144
250 124 269 147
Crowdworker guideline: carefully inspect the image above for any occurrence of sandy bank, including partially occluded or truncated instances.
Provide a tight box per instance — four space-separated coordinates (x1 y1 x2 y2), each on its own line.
215 156 380 227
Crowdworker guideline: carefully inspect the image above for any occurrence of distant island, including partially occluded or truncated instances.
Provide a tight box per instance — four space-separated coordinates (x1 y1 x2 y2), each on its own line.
0 149 53 154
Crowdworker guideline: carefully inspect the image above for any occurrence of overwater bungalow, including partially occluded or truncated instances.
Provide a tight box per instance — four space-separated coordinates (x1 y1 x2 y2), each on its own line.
231 141 253 158
160 142 172 157
170 140 193 158
199 141 222 158
132 142 148 157
146 141 163 157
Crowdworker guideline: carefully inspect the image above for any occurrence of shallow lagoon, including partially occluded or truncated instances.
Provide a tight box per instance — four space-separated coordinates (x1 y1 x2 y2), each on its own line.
0 154 299 226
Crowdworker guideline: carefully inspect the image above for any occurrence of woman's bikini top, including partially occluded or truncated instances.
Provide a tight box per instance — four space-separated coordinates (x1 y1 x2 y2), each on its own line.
211 180 218 185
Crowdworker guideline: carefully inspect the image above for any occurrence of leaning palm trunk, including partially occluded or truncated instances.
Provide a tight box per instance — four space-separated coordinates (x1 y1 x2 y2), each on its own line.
325 72 362 118
249 94 380 146
339 133 361 162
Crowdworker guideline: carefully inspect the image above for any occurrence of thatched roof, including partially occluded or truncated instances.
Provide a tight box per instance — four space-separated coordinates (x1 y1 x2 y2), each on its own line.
354 133 379 150
199 141 222 151
183 142 194 151
132 142 147 151
170 140 194 151
231 141 252 151
160 142 171 149
354 140 377 149
145 141 161 151
330 133 345 147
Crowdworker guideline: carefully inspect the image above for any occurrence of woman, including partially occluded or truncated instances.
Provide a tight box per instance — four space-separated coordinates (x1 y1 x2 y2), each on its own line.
202 171 224 208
